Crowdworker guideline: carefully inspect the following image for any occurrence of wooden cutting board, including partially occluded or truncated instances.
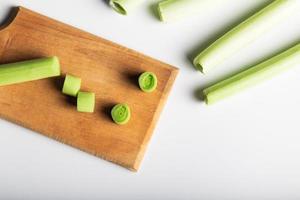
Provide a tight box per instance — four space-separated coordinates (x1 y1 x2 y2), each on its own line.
0 7 178 171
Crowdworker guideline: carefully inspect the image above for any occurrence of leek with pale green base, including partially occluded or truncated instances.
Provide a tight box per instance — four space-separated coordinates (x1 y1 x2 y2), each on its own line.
0 57 60 86
109 0 144 15
203 44 300 105
194 0 300 73
158 0 222 22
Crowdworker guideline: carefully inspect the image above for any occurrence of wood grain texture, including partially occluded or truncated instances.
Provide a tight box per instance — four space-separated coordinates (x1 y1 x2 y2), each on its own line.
0 7 178 171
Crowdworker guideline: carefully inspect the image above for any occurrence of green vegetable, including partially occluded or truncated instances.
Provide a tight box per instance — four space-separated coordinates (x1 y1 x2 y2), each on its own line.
109 0 144 15
138 72 157 93
193 0 300 73
0 57 60 86
158 0 222 22
77 92 95 113
62 74 81 97
203 44 300 105
111 103 131 125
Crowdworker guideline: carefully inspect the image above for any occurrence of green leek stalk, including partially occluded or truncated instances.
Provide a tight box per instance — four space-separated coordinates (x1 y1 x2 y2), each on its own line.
203 44 300 105
158 0 222 22
194 0 300 73
0 57 60 86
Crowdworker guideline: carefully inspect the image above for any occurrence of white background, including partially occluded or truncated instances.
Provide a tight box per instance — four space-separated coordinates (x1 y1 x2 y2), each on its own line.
1 0 300 199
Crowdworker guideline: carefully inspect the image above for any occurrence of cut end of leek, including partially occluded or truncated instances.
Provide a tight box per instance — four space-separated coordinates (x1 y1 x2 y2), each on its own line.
195 63 205 74
111 103 131 125
193 57 205 73
110 0 127 15
51 57 61 76
138 72 158 93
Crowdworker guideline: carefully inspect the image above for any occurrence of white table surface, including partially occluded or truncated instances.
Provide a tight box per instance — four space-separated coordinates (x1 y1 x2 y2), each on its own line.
1 0 300 199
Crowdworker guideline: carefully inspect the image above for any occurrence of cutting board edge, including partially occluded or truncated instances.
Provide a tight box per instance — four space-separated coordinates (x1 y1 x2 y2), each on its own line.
6 6 180 72
132 68 179 171
0 7 19 32
0 110 140 171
